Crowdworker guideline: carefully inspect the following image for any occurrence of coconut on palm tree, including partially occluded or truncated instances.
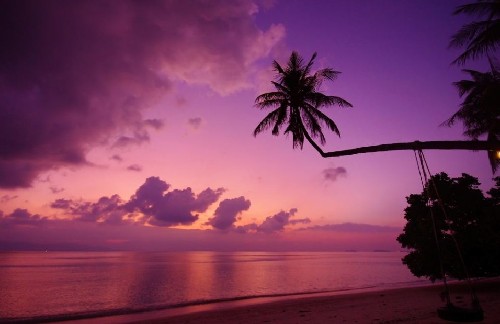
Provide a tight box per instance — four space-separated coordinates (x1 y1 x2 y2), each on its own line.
253 51 352 154
449 0 500 65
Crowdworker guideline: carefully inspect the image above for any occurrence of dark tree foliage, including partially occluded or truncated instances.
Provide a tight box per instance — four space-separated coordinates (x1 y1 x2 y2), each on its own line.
397 173 500 282
449 0 500 65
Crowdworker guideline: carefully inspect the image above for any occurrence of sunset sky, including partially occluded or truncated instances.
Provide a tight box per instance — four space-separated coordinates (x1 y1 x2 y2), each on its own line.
0 0 495 251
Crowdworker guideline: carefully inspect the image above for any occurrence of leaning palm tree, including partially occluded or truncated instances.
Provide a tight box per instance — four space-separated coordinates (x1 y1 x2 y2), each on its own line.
253 51 352 154
443 67 500 171
449 0 500 65
253 51 500 173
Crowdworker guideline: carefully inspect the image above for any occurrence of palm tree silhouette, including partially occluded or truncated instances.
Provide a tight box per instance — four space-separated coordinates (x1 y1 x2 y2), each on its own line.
450 0 500 65
253 51 352 154
443 67 500 171
254 51 499 172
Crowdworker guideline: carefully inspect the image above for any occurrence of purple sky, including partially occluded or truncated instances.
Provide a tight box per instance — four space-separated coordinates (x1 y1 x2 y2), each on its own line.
0 0 495 251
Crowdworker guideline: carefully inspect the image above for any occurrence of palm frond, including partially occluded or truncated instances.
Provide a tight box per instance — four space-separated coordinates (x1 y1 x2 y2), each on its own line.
301 106 326 144
450 0 500 65
302 52 317 79
316 68 341 82
450 21 489 48
271 105 288 136
253 108 282 136
453 2 500 18
445 68 500 142
272 60 284 74
253 51 352 151
305 105 341 137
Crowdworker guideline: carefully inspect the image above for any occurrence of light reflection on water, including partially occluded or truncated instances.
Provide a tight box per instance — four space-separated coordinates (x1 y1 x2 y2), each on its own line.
0 251 416 320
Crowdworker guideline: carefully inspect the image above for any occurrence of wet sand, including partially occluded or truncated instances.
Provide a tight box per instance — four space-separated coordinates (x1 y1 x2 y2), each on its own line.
115 278 500 324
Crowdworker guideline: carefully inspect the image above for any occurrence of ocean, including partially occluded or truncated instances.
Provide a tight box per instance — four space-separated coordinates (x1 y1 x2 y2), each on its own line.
0 251 424 322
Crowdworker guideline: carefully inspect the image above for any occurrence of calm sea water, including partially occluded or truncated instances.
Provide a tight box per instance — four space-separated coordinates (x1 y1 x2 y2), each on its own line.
0 251 421 322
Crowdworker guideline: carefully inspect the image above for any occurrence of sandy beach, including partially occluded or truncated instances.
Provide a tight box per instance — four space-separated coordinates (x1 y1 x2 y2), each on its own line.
117 278 500 324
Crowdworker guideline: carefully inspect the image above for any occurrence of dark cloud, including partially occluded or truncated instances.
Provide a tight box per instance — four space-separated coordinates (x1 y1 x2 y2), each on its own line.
49 177 224 226
127 164 143 172
323 166 347 182
305 222 401 233
143 119 164 130
289 218 312 226
0 0 284 188
194 188 227 212
187 117 203 130
235 223 258 233
49 186 65 194
0 208 47 227
126 177 225 227
110 155 123 162
206 196 251 230
0 194 18 203
257 208 310 233
51 195 128 224
51 198 73 210
112 131 151 149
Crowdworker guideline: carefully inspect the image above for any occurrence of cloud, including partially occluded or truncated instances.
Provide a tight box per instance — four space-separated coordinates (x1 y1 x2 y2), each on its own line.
126 177 225 227
257 208 310 233
48 176 225 226
143 119 164 130
322 165 347 182
110 155 123 162
206 196 251 230
0 194 18 203
51 195 129 224
112 131 151 149
0 208 47 227
187 117 203 130
127 164 143 172
305 222 401 233
49 186 65 194
0 0 285 188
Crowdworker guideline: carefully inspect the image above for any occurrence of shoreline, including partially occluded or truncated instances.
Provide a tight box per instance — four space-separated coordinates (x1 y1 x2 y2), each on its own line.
1 282 423 323
68 278 500 324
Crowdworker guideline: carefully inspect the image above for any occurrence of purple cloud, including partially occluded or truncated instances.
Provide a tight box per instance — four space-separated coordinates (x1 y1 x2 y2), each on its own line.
0 0 284 188
323 166 347 182
193 188 227 213
110 155 123 162
49 186 65 194
206 196 251 230
51 195 128 224
0 194 18 203
127 164 143 172
126 177 225 227
305 223 400 233
257 208 310 233
0 208 47 227
188 117 203 130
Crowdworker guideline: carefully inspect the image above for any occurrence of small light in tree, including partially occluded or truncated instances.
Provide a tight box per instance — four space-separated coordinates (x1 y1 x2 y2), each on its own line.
497 151 500 159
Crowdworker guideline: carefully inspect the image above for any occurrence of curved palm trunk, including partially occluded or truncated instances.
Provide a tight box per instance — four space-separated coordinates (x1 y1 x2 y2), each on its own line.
301 128 499 172
321 140 499 158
